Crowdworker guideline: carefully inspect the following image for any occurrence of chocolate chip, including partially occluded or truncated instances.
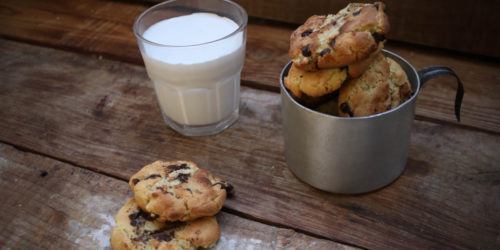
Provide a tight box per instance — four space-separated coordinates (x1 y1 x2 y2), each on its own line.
224 183 234 195
353 10 361 16
129 209 159 227
151 231 174 242
301 29 313 37
129 212 144 227
340 102 354 117
330 38 336 48
320 48 331 57
332 20 337 26
213 182 234 195
301 44 311 57
176 173 190 183
374 3 379 10
372 32 386 43
132 178 140 185
166 163 189 171
148 222 185 241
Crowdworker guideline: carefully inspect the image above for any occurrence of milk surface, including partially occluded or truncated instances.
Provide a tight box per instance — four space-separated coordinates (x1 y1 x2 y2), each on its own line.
141 13 245 126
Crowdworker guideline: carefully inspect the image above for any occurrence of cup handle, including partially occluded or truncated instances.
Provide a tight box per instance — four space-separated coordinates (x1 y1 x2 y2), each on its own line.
417 66 464 122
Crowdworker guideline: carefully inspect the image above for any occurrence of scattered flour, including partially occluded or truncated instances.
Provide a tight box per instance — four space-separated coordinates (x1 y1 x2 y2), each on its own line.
71 195 119 249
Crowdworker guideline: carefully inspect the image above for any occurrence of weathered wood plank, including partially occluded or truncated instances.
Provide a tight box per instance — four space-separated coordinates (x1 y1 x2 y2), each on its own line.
0 0 290 91
233 0 500 58
0 39 499 249
1 0 498 133
0 143 355 249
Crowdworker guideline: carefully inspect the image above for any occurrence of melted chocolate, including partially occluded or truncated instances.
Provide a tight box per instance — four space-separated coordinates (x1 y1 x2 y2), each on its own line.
330 38 336 48
213 182 234 195
301 29 313 37
340 102 354 117
372 32 386 43
166 163 189 171
129 209 159 227
301 44 311 57
132 178 140 185
320 48 331 57
176 173 190 183
151 231 174 242
132 174 160 186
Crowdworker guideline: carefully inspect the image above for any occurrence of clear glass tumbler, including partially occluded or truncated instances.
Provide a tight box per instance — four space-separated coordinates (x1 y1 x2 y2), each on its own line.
134 0 247 136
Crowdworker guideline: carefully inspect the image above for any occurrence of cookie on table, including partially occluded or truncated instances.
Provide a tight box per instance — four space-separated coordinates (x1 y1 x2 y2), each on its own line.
129 160 233 222
110 198 221 250
284 62 347 107
289 2 389 71
338 53 413 117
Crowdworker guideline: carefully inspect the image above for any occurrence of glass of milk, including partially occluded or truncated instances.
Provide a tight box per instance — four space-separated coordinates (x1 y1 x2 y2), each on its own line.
134 0 247 136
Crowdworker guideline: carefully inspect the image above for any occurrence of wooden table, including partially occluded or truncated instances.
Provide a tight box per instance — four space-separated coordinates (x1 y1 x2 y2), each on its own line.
1 0 499 249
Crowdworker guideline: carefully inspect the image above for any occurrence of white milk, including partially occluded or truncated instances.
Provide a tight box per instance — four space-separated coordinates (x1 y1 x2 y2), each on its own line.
141 13 245 126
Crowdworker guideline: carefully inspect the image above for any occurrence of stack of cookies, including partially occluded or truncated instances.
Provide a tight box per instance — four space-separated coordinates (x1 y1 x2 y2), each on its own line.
284 2 413 117
110 160 233 250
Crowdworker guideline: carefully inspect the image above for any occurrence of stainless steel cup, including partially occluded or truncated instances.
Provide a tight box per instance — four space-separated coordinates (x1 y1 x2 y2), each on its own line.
280 50 463 194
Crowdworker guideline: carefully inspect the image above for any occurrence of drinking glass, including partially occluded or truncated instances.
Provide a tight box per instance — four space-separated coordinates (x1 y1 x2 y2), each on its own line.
134 0 247 136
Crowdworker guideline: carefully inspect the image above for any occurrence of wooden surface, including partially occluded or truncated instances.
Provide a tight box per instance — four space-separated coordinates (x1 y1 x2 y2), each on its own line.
1 39 499 249
1 0 499 134
0 143 353 249
0 0 499 249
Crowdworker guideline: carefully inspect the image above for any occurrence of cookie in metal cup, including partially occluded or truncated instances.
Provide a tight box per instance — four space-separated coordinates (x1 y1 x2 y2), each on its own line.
280 49 463 194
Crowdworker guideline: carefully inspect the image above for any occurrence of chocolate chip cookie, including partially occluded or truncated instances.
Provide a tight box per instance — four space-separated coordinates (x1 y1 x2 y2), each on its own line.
110 198 221 250
284 62 347 107
289 2 389 71
129 160 232 222
338 53 413 117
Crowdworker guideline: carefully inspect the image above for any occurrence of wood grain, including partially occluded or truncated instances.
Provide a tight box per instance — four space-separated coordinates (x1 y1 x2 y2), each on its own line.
233 0 500 58
1 0 498 133
0 39 498 249
0 143 355 249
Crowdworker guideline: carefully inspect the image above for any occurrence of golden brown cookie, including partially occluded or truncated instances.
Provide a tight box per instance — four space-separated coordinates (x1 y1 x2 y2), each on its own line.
338 53 391 117
129 160 232 222
338 54 413 117
284 62 347 107
289 2 389 71
387 57 413 108
346 43 383 78
110 198 221 250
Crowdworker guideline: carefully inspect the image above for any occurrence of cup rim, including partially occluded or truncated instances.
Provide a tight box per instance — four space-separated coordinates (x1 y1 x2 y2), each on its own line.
280 49 421 120
133 0 248 48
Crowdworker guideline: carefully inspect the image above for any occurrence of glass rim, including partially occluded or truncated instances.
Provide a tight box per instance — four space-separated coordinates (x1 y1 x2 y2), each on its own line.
133 0 248 48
